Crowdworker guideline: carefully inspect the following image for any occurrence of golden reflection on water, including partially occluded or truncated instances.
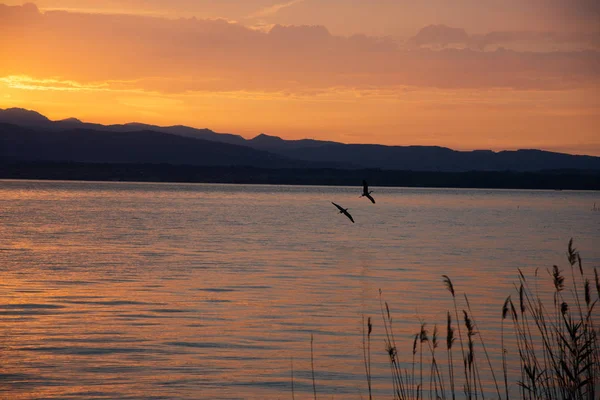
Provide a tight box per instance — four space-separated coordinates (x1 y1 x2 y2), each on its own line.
0 180 599 398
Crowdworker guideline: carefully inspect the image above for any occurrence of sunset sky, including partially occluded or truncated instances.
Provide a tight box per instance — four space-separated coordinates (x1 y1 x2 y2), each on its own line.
1 1 599 154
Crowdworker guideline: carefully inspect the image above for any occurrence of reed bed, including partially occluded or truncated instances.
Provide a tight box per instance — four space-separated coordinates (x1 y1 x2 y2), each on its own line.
307 239 599 399
364 239 600 400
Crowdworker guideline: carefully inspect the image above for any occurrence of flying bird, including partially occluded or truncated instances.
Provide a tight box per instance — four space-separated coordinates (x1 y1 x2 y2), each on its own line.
360 180 376 204
332 202 354 223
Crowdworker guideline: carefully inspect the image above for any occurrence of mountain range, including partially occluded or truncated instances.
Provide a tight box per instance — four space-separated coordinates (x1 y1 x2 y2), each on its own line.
1 107 599 172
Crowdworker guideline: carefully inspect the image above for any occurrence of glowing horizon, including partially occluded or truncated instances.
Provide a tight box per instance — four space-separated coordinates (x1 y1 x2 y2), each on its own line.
1 2 599 155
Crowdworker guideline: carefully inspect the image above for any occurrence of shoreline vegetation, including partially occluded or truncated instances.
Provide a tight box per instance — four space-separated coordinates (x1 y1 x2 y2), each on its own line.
1 162 600 190
307 239 600 399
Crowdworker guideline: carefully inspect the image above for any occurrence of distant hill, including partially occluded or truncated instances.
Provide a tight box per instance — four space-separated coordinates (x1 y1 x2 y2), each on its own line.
0 107 248 145
248 133 337 151
251 137 600 171
1 107 600 172
0 123 302 168
0 108 51 125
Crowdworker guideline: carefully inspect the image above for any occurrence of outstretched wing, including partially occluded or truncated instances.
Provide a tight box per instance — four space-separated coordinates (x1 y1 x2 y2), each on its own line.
362 180 368 194
332 202 354 223
344 210 355 223
332 202 344 212
366 193 376 204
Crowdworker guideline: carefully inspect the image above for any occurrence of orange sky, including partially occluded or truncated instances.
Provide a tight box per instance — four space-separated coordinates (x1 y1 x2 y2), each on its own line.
1 2 599 154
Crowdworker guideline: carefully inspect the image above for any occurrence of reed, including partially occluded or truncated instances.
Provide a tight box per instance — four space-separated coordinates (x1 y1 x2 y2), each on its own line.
344 239 599 400
363 315 373 400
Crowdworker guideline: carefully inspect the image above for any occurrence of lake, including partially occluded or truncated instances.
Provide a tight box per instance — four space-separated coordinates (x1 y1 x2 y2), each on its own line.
1 180 598 399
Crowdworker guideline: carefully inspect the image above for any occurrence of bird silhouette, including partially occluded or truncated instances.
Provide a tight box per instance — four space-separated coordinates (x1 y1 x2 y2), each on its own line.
360 180 376 204
332 202 354 223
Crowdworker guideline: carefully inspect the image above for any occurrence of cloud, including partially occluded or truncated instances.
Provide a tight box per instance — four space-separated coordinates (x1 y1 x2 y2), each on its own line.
545 0 600 17
247 0 305 19
408 25 470 48
1 3 599 93
0 75 113 92
409 24 600 52
470 31 600 51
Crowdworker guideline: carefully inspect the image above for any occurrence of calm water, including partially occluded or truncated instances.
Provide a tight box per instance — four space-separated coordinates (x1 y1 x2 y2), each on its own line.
0 180 599 399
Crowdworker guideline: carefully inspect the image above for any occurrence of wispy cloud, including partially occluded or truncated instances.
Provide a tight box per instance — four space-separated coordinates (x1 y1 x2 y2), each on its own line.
39 6 164 17
247 0 305 19
0 75 109 92
0 75 156 95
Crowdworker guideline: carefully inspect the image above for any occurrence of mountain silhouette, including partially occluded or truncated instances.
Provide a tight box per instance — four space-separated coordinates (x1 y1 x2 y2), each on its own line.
0 108 51 125
252 139 600 171
1 107 599 171
0 123 304 168
0 108 248 145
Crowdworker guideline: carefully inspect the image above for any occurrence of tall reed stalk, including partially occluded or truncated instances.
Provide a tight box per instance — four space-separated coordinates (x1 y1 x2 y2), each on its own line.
363 315 373 400
360 239 599 400
298 240 598 399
